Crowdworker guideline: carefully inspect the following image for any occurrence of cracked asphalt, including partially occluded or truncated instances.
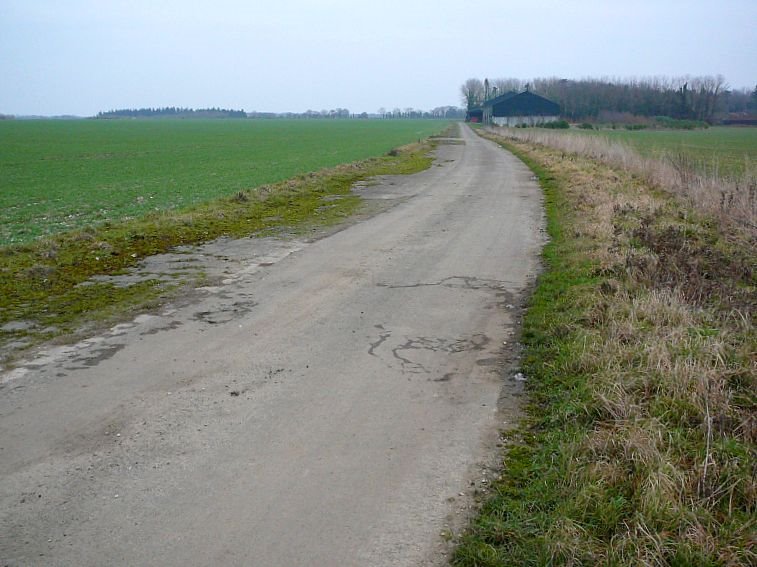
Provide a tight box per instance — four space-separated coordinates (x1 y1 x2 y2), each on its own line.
0 124 545 566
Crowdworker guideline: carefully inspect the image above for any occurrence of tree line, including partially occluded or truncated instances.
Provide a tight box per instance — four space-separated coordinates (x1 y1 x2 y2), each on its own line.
461 76 756 122
376 106 464 119
96 107 247 119
95 106 465 120
247 107 464 120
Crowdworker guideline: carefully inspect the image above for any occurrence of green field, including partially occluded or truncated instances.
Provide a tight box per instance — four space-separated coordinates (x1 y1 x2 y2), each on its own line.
0 119 447 245
582 126 756 177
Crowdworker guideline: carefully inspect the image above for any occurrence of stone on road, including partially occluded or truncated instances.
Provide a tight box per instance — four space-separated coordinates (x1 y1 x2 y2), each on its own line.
0 125 544 566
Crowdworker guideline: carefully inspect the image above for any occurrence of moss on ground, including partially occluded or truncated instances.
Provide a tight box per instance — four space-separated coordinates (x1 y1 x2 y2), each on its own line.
0 142 436 363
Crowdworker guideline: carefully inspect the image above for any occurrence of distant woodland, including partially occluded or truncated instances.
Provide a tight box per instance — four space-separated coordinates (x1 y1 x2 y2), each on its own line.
94 107 465 120
91 106 467 120
461 76 756 122
96 107 247 119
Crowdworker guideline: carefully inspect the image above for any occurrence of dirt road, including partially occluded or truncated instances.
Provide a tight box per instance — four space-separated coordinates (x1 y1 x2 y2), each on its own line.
0 125 544 566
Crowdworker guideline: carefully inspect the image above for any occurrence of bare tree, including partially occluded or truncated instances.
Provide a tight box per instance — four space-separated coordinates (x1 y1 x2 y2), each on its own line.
460 78 484 109
462 74 735 121
493 77 523 96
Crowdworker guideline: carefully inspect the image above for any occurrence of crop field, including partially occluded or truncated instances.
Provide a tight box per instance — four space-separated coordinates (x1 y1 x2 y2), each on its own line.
0 119 447 246
581 126 756 177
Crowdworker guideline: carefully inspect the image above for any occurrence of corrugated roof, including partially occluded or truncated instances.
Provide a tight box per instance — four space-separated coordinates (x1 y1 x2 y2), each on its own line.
489 91 560 117
482 91 518 107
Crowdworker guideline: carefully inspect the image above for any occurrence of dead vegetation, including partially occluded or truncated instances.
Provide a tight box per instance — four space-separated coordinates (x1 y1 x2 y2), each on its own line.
455 130 755 566
488 127 757 233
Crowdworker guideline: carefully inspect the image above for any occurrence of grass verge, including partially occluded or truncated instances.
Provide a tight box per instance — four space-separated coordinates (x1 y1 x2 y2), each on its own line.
453 133 755 565
490 127 756 232
0 141 436 366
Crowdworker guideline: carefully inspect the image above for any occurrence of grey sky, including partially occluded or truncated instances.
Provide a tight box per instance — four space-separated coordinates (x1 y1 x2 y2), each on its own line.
1 0 755 116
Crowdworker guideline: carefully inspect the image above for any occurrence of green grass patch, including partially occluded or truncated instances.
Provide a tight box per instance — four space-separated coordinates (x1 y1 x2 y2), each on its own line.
0 119 447 245
454 134 755 566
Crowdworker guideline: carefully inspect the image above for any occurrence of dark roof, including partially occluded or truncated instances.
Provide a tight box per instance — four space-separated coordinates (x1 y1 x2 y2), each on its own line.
490 91 560 117
482 91 518 108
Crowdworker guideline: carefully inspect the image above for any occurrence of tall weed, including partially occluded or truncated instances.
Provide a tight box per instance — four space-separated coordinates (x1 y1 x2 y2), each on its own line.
487 127 756 233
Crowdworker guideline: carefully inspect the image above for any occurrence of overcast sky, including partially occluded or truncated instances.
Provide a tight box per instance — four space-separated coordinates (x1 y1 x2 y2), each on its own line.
1 0 755 116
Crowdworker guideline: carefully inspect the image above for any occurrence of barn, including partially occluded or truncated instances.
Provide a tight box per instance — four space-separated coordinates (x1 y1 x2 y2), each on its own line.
467 90 561 126
465 108 483 123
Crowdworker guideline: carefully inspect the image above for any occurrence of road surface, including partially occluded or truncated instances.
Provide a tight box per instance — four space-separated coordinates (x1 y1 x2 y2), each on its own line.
0 124 544 566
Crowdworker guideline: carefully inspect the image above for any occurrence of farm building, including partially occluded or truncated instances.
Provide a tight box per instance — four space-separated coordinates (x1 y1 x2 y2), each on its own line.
465 108 483 123
467 90 561 126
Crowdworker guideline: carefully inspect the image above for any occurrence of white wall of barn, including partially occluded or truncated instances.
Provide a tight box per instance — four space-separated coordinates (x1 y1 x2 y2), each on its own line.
492 115 559 127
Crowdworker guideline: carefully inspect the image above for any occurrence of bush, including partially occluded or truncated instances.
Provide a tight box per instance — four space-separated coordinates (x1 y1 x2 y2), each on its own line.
624 124 648 130
541 120 570 129
578 122 594 130
654 116 709 130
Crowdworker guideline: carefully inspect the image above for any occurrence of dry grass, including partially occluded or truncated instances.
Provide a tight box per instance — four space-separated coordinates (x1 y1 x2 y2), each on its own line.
486 127 757 233
455 132 755 566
